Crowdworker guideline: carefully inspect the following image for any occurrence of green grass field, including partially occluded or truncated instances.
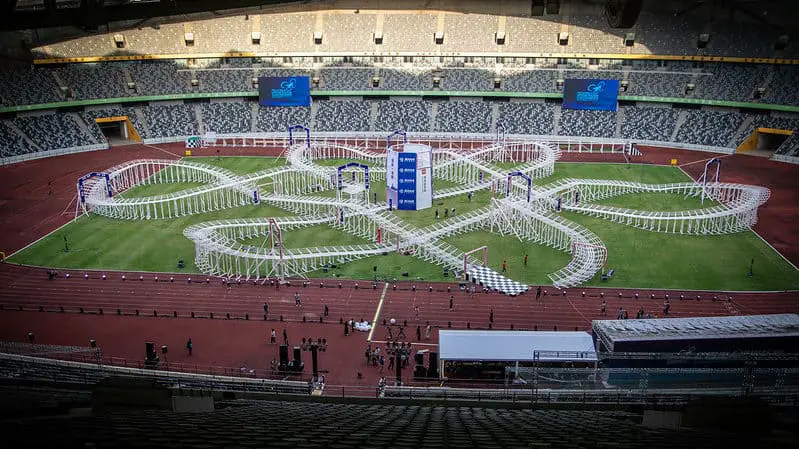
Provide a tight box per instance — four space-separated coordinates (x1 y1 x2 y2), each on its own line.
10 159 799 290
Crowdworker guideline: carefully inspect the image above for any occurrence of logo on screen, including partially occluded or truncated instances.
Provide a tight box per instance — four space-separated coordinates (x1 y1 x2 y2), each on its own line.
587 81 605 93
272 79 297 99
576 82 605 103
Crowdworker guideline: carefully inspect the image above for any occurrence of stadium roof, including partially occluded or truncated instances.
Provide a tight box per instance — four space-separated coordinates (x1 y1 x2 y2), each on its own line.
438 330 597 363
592 313 799 351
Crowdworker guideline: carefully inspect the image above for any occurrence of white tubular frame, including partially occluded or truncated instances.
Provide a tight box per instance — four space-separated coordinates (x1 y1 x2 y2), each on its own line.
80 134 769 287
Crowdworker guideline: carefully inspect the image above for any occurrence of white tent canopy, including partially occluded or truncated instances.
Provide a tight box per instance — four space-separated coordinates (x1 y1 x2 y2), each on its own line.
438 330 597 363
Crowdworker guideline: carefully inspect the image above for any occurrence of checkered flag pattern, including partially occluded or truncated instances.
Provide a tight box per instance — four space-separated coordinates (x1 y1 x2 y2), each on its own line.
185 136 201 149
467 265 529 296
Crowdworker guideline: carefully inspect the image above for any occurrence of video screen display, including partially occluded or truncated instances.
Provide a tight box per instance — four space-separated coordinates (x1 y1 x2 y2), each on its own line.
258 76 311 107
562 79 619 111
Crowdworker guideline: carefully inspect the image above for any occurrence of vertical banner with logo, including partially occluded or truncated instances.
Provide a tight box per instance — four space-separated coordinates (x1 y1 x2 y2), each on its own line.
414 148 433 210
258 76 311 107
397 152 417 210
386 149 399 208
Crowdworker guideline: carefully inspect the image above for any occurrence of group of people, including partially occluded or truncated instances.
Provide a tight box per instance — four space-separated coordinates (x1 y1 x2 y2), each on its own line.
599 299 668 320
364 341 413 373
434 207 456 219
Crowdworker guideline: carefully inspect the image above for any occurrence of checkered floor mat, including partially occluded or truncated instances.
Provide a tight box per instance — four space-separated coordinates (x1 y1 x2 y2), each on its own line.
467 265 529 296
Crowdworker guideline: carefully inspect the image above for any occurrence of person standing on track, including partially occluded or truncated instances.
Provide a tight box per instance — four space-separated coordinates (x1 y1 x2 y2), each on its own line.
186 338 193 356
270 329 276 344
449 295 454 310
425 322 431 340
502 260 507 272
536 286 542 300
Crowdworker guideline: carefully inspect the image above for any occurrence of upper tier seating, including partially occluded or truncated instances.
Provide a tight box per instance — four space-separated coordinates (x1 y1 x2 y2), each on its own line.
761 67 799 106
319 68 373 90
56 64 131 101
128 61 192 96
692 64 770 102
0 68 62 106
442 69 495 91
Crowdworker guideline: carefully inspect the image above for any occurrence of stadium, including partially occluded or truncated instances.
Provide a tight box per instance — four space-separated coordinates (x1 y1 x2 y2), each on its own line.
0 0 798 446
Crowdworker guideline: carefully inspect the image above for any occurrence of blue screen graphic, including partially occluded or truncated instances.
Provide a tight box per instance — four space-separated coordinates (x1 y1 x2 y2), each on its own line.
562 79 619 111
259 76 311 107
397 153 417 210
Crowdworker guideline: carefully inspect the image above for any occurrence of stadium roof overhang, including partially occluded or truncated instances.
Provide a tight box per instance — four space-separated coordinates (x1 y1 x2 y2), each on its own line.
0 0 297 31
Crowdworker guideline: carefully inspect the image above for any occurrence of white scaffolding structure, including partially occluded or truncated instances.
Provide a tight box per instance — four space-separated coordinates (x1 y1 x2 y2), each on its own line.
79 134 770 289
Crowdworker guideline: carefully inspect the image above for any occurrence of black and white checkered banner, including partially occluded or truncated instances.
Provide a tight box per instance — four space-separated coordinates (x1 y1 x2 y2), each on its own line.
185 136 201 149
468 265 529 296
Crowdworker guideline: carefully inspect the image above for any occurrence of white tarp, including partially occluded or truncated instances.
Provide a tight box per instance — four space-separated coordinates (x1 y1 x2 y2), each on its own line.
438 330 597 363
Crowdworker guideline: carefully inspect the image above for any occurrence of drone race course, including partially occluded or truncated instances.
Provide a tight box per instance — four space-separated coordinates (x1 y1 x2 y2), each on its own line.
12 132 796 294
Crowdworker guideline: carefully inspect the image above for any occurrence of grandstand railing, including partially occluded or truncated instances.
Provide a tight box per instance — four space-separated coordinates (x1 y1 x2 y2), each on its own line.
0 130 739 166
144 132 735 155
2 351 798 406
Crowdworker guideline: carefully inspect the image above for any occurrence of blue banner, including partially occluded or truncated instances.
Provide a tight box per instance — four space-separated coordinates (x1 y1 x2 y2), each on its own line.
397 153 417 210
563 79 619 111
259 76 311 107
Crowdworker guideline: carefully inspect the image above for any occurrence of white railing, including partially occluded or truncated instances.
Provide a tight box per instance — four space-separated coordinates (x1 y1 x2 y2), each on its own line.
144 132 735 155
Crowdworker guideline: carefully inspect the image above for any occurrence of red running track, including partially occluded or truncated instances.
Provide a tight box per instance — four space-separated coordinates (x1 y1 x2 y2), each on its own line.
2 264 798 386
